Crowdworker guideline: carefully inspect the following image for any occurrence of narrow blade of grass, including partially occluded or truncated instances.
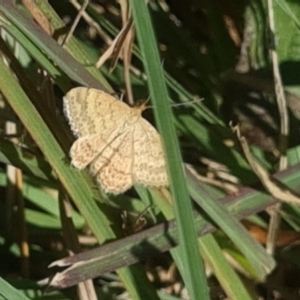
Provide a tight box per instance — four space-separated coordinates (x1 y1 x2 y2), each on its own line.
0 278 30 300
199 235 253 300
0 1 102 89
130 1 209 299
187 168 275 278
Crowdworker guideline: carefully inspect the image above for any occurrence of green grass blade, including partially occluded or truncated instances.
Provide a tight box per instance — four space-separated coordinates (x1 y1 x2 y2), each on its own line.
0 1 102 89
0 278 30 300
130 1 209 299
0 138 55 182
33 1 111 89
187 168 275 278
0 58 110 239
200 235 254 300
